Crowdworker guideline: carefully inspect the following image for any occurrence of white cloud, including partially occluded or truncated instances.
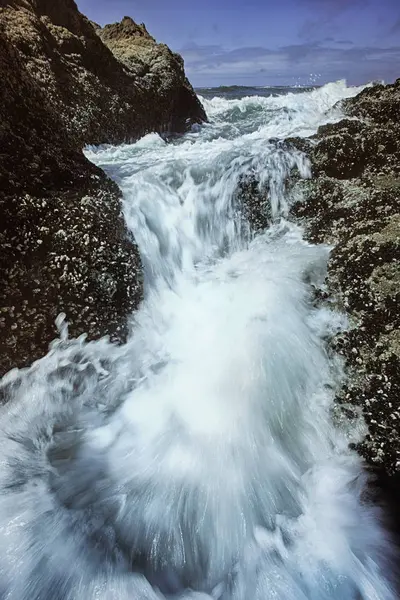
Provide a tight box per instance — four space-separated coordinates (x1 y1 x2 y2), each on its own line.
180 42 400 86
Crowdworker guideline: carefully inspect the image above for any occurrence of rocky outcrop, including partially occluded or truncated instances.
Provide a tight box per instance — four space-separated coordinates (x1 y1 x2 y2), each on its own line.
97 17 206 134
0 0 206 376
0 2 205 147
291 79 400 473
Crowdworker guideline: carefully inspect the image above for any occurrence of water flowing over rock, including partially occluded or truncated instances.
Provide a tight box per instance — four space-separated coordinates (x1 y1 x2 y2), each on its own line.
0 80 396 600
290 79 400 474
0 0 206 375
221 80 400 477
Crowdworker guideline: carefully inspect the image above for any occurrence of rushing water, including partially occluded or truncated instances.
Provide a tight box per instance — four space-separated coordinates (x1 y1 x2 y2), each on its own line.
0 81 396 599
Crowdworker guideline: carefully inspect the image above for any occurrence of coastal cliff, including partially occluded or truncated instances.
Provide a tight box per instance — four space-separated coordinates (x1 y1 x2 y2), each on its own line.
0 0 206 375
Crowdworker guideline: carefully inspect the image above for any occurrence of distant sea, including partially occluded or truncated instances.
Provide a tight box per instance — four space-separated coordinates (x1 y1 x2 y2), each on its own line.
196 84 318 100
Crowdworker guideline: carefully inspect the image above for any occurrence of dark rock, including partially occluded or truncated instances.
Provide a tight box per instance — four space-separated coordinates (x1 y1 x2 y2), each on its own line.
341 78 400 126
0 0 206 376
234 174 272 235
97 16 206 135
233 140 311 234
290 81 400 474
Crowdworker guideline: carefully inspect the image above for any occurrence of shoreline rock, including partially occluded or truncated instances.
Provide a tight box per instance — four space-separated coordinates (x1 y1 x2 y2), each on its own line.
97 17 206 135
291 79 400 474
233 81 400 475
0 0 206 376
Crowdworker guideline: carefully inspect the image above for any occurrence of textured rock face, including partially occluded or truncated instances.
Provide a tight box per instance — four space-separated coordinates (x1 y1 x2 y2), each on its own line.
0 1 205 147
0 0 206 376
232 81 400 474
97 17 206 134
291 79 400 473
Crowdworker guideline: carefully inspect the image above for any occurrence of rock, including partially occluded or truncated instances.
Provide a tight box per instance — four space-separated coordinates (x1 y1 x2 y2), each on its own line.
97 17 206 134
0 2 205 147
234 174 272 234
342 78 400 126
234 81 400 474
290 80 400 474
0 178 143 377
0 0 206 376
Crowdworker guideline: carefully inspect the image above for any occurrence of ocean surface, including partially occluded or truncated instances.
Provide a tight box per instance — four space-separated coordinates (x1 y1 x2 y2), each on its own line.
0 81 396 599
196 85 318 100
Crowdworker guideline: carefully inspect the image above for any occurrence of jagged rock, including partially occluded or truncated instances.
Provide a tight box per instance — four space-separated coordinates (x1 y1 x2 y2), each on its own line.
97 16 206 134
0 0 206 376
232 80 400 473
0 1 205 147
342 78 400 126
291 80 400 473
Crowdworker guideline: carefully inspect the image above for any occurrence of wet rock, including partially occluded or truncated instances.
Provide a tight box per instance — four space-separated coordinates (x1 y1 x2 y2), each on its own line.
234 174 272 234
342 78 400 126
291 80 400 474
0 0 205 375
233 140 310 235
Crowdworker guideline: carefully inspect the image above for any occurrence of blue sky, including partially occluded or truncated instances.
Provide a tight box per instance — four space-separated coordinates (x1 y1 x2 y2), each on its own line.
77 0 400 87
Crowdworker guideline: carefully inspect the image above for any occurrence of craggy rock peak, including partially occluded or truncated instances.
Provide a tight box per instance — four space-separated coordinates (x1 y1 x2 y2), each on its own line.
0 0 205 147
0 0 206 376
291 79 400 474
96 16 155 42
97 16 206 134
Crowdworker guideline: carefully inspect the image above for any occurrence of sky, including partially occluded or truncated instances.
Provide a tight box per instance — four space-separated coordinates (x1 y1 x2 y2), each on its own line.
77 0 400 87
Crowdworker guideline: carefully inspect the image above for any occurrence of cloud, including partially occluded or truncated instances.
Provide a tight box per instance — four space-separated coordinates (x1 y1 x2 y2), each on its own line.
298 0 366 42
180 41 400 86
334 40 355 45
390 17 400 34
297 0 366 11
324 37 354 45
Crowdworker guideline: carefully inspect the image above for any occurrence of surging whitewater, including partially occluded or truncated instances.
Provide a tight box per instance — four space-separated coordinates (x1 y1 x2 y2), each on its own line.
0 81 396 599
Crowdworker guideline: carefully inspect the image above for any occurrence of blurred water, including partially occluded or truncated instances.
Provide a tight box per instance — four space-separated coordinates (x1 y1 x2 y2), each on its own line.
0 80 395 600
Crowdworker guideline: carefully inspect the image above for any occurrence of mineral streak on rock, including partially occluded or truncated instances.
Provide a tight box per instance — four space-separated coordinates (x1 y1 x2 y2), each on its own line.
0 0 206 376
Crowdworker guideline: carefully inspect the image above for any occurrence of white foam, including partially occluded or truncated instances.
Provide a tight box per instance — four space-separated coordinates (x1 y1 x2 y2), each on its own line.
0 81 394 600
